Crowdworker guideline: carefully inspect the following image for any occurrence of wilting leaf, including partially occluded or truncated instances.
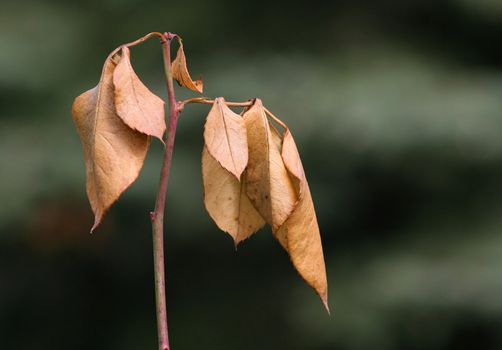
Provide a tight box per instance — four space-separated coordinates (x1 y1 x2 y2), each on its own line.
202 147 265 244
172 38 203 93
277 128 329 312
243 99 298 232
113 46 166 142
72 55 149 232
203 97 248 179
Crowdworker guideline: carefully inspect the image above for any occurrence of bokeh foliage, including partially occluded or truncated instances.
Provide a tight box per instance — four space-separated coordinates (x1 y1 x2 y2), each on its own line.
1 0 502 349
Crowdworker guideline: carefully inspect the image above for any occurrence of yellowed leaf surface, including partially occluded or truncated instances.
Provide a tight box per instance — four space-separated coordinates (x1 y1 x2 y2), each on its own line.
203 97 248 179
72 55 149 232
172 39 203 93
113 46 166 142
243 99 297 232
278 128 329 312
202 147 265 244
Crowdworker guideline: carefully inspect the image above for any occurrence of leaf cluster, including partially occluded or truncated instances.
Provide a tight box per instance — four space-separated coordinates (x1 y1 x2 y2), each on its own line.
72 34 328 310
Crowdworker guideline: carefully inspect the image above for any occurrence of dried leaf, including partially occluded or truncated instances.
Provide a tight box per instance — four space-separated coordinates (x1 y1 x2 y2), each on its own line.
172 39 203 93
203 97 248 179
277 128 329 312
243 99 298 232
202 147 265 244
72 55 149 232
113 46 166 142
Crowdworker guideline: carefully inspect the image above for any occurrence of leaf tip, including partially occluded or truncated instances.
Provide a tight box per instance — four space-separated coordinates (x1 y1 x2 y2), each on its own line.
194 77 203 94
172 40 204 94
321 292 330 315
90 212 103 233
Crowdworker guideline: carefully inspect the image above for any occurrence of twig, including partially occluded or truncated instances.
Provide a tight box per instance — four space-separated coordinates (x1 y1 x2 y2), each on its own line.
150 31 180 350
263 107 288 130
178 97 255 110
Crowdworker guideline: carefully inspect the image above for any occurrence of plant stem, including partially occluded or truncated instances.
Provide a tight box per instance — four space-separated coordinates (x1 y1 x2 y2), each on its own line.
107 32 165 61
178 97 254 110
263 107 288 130
150 32 180 350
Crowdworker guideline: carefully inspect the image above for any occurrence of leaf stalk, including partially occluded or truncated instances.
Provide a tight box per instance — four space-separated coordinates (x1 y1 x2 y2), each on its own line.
179 97 254 110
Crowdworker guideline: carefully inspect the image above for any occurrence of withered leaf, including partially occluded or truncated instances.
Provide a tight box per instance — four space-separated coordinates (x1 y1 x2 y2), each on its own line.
172 39 203 93
203 97 248 179
243 99 298 232
113 46 166 142
202 147 265 245
72 55 149 232
277 128 329 312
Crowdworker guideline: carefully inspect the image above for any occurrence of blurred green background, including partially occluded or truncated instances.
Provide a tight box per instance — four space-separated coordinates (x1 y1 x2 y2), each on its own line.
2 0 502 349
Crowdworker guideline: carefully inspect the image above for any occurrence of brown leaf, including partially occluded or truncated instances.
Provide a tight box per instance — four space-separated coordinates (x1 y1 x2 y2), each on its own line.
202 147 265 245
243 99 298 232
277 128 329 312
113 46 166 142
203 97 248 179
172 39 203 93
72 55 150 232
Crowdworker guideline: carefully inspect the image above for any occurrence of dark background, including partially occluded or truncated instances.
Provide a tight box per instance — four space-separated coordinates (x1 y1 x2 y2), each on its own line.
1 0 502 349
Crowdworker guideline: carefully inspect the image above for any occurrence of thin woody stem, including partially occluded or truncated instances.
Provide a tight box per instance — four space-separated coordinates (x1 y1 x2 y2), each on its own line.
124 32 165 49
263 107 288 130
179 98 288 130
150 31 180 350
108 32 165 60
178 97 254 110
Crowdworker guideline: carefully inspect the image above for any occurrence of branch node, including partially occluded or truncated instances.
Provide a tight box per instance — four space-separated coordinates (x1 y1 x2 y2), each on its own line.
176 101 184 113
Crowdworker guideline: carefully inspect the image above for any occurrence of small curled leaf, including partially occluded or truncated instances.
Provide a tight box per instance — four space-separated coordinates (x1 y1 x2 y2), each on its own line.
172 38 203 93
